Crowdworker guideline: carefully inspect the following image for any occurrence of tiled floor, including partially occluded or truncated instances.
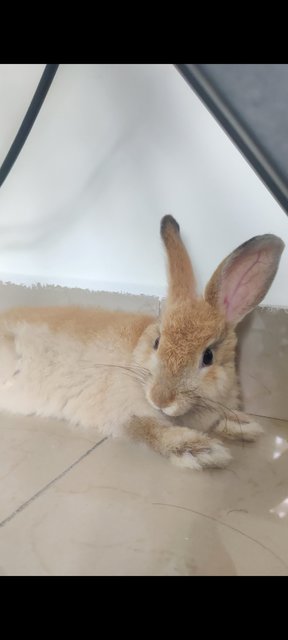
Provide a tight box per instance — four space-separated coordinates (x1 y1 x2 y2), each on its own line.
0 412 287 576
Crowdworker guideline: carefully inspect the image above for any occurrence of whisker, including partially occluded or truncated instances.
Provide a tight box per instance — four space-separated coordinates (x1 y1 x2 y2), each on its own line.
78 361 150 384
179 388 244 442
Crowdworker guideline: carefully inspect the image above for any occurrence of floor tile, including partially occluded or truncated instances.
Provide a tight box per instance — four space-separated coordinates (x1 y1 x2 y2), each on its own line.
0 414 287 575
0 412 103 523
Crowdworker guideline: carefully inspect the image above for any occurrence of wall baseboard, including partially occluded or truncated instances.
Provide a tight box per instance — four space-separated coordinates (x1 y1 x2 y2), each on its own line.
0 282 286 422
0 282 159 316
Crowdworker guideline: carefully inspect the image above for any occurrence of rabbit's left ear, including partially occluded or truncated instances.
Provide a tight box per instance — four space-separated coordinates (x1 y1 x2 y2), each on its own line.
161 215 197 305
205 234 285 325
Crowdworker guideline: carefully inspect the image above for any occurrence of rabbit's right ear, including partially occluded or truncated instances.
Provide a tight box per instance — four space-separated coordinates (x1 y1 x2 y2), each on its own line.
161 215 197 305
205 234 285 326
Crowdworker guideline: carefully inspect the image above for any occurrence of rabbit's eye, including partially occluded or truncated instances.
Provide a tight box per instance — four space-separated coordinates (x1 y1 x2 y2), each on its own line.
202 348 213 366
153 337 160 350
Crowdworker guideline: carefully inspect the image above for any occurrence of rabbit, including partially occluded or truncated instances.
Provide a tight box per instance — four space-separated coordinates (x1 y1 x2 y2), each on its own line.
0 215 284 470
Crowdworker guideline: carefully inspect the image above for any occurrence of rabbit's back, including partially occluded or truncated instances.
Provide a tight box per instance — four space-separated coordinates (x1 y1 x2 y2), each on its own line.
0 306 155 434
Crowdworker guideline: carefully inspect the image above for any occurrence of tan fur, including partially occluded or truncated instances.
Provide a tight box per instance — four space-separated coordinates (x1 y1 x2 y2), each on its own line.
160 300 227 374
1 306 153 348
0 216 284 470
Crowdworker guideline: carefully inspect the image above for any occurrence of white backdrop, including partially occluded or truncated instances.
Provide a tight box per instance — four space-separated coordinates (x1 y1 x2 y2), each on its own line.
0 64 287 305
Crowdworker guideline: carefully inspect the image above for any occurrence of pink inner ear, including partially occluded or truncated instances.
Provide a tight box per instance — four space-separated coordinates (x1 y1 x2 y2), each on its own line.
221 249 271 323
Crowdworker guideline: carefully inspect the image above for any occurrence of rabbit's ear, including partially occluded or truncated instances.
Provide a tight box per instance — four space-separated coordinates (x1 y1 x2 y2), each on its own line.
161 215 196 304
205 234 285 325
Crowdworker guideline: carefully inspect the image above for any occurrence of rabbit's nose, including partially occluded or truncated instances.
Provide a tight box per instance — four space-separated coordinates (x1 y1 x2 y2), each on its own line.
148 385 176 410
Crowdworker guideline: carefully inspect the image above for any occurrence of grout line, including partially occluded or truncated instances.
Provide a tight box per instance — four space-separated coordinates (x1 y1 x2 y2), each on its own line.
0 437 108 529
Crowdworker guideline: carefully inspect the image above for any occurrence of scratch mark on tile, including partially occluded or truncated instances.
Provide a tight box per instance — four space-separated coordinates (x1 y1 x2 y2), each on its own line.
226 509 248 515
152 502 288 571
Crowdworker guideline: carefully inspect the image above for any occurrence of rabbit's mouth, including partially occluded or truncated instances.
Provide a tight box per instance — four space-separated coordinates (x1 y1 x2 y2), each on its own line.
146 387 192 417
162 401 186 417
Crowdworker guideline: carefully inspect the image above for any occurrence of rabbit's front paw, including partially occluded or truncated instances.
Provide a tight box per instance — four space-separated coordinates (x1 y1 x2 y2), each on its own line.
215 415 264 442
166 430 232 470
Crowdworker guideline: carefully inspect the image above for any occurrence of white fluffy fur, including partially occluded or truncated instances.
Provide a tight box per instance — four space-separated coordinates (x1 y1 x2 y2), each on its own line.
170 442 232 470
0 319 150 435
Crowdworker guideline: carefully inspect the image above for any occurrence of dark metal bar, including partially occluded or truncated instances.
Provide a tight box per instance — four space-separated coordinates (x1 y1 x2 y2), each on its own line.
0 64 59 188
175 64 288 215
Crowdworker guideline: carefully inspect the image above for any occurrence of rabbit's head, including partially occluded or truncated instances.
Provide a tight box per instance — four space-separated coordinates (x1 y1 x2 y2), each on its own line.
137 215 285 417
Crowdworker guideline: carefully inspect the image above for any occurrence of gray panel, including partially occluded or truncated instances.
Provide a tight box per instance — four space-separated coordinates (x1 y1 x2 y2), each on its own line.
176 64 288 215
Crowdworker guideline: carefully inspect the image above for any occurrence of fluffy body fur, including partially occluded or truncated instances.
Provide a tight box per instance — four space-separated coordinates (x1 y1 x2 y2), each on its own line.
0 216 284 470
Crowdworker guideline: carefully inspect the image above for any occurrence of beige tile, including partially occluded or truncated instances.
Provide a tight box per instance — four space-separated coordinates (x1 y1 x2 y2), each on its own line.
237 307 288 420
0 412 104 523
0 415 287 575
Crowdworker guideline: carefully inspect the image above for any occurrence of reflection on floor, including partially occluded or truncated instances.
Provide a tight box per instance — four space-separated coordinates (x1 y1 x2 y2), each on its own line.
0 412 287 575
